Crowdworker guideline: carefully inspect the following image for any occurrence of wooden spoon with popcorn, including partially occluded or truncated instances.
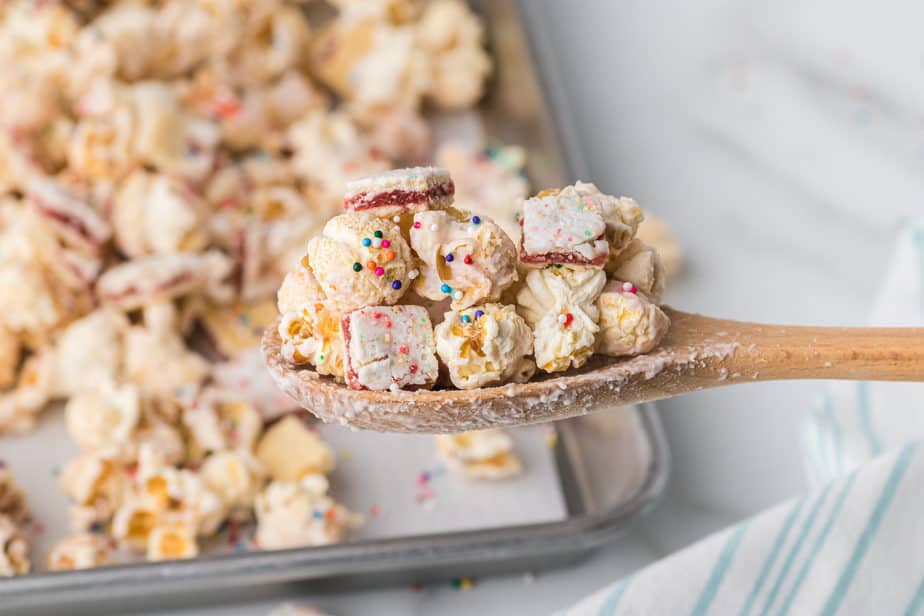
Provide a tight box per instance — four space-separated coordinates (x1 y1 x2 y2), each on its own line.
263 308 924 434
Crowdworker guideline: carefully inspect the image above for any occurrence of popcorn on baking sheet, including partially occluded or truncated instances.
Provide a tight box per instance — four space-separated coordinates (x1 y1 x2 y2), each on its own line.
64 380 140 458
516 266 606 373
0 468 29 527
146 523 199 562
47 533 112 571
410 209 519 310
255 415 335 483
436 429 523 480
200 450 266 517
341 305 439 391
255 475 362 550
0 514 30 577
435 304 535 389
60 454 130 532
596 280 671 357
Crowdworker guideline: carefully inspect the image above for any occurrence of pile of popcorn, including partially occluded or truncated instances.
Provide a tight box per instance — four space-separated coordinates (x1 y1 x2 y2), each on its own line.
0 0 508 573
277 167 672 392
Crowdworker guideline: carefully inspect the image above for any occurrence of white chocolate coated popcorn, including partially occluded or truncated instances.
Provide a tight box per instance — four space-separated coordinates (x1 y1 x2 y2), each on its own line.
516 266 606 373
146 523 198 562
435 304 534 389
47 533 112 571
277 302 345 378
60 454 129 532
52 308 127 398
112 171 209 257
0 468 29 526
305 213 412 312
436 429 522 480
255 476 361 550
410 210 518 310
255 416 335 483
596 281 671 357
201 450 266 515
65 380 141 458
608 239 667 303
0 515 29 576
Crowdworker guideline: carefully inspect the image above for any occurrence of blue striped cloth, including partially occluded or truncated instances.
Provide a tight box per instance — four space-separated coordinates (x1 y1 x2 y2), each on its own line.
563 219 924 615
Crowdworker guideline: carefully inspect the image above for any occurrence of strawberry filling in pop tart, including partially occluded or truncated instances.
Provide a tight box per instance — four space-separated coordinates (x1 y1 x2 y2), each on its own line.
341 305 439 391
519 187 609 267
344 167 455 215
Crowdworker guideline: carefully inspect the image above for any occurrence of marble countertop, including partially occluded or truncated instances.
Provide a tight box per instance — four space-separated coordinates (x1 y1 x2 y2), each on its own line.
149 0 923 613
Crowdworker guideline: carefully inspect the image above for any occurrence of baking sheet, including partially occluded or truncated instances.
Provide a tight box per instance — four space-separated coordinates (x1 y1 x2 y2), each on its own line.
1 409 567 571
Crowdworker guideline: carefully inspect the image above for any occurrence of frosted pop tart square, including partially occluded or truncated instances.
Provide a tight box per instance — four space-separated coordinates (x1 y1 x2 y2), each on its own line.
344 167 454 216
341 305 439 391
519 186 609 267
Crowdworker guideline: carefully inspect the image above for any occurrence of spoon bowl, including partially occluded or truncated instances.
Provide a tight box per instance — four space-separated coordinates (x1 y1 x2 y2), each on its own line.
262 308 924 434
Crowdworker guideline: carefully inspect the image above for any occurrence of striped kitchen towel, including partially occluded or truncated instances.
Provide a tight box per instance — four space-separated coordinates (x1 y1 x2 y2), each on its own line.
563 221 924 616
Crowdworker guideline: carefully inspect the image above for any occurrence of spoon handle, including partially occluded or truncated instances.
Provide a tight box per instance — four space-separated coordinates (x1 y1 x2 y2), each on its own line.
666 309 924 384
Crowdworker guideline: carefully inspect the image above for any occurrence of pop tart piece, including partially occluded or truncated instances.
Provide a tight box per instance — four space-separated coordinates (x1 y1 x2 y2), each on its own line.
341 305 438 391
519 185 609 267
344 167 454 216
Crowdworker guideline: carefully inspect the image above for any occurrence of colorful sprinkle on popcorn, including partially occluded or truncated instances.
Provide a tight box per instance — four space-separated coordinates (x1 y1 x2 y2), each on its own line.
440 283 452 294
445 253 454 262
353 262 362 272
362 237 372 247
471 215 481 225
392 280 402 290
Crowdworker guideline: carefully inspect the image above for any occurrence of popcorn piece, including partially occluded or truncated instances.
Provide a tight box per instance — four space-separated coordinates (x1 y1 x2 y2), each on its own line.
435 304 535 389
255 475 361 550
60 454 129 532
607 239 667 303
112 171 209 257
409 209 518 310
67 111 135 182
0 350 54 434
26 178 111 253
436 141 528 240
344 167 454 216
0 327 18 390
111 496 161 552
52 308 127 398
197 299 279 359
369 108 431 164
305 213 413 312
519 186 609 267
0 515 30 576
133 462 227 539
65 381 140 457
277 302 345 378
200 450 265 515
341 305 439 391
596 281 671 357
516 266 607 373
288 111 389 208
96 251 233 310
47 533 112 571
146 523 198 562
183 389 264 460
436 429 522 480
0 468 29 526
255 415 334 483
310 19 426 117
277 265 325 315
417 0 491 110
635 214 682 278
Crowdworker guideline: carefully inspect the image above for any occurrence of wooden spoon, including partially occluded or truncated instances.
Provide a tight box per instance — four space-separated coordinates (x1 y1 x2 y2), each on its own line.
262 308 924 434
